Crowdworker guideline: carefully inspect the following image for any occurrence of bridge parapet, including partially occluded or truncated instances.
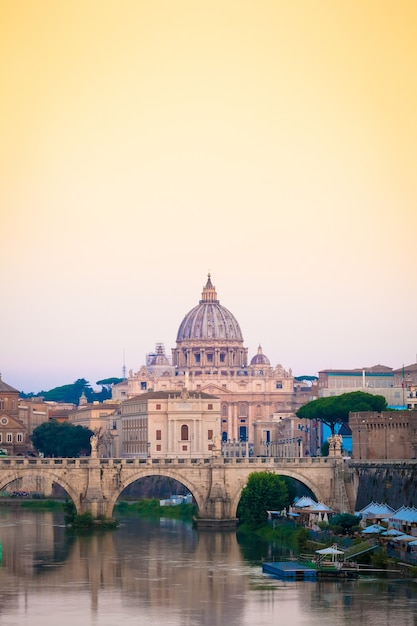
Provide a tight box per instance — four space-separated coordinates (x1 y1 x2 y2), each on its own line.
0 455 340 469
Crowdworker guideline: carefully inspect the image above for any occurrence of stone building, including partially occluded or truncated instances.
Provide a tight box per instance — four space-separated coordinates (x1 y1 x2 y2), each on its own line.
18 398 51 436
68 398 121 458
350 411 417 460
115 389 221 458
318 365 409 409
0 374 26 455
112 275 296 446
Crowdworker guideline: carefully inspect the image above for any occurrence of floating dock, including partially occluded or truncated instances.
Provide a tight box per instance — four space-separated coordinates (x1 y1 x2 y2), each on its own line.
262 561 359 580
262 561 317 580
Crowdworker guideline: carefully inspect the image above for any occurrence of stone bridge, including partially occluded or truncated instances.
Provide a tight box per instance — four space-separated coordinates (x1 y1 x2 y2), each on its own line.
0 456 354 527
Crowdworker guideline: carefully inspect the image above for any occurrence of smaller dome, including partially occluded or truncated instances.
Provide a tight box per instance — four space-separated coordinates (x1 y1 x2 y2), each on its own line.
250 345 270 366
147 343 171 367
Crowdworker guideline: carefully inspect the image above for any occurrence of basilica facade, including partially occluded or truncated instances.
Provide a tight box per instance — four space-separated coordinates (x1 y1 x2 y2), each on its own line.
113 275 298 446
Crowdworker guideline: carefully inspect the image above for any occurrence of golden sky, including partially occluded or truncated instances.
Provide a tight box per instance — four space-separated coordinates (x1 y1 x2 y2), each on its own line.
1 1 417 391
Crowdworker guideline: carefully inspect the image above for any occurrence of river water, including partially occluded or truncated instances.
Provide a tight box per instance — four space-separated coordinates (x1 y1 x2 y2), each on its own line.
0 508 417 626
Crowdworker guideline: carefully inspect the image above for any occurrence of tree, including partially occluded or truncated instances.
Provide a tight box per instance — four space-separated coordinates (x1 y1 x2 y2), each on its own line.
296 391 388 435
41 378 94 405
237 471 295 529
330 513 360 535
95 377 125 402
96 377 125 386
31 420 93 457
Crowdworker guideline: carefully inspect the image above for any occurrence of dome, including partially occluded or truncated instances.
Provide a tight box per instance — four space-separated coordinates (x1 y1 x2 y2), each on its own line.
147 343 171 366
250 345 270 366
176 275 244 342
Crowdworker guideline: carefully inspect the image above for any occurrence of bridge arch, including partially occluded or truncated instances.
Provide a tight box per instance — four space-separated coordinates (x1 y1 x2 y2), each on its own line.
228 467 327 520
0 468 81 510
106 467 208 518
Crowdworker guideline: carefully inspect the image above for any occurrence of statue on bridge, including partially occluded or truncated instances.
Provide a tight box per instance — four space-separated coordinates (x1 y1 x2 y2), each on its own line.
328 434 343 457
212 434 222 457
90 434 98 458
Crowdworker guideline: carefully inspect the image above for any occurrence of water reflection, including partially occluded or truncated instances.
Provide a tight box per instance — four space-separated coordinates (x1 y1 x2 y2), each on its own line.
0 508 417 626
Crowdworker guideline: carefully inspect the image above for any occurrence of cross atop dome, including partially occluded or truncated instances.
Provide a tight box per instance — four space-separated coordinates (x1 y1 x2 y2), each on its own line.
200 273 219 304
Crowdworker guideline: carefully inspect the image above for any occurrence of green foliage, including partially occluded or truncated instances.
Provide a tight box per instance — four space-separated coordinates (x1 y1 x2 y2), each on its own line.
63 500 117 528
115 498 196 520
73 511 94 527
21 499 63 510
371 547 389 568
41 378 94 404
20 376 123 403
329 513 360 535
237 472 292 530
64 500 77 525
296 391 388 435
321 440 330 456
31 420 93 457
295 526 310 550
96 377 125 386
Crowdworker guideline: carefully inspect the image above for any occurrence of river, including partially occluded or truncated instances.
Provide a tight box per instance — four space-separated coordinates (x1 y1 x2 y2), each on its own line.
0 508 416 626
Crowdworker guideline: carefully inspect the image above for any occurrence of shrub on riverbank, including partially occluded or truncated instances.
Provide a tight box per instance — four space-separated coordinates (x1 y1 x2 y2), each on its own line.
63 501 118 529
115 498 197 520
21 499 64 510
237 520 310 551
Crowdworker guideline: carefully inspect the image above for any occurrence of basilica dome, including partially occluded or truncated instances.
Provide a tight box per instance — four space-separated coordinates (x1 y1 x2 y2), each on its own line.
173 275 247 372
176 275 243 343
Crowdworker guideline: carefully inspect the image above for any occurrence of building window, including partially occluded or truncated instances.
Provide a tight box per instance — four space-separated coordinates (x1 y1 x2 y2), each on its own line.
220 353 225 362
182 445 187 451
181 425 189 441
6 433 12 443
207 353 213 362
156 404 161 410
156 444 161 451
0 434 2 442
208 403 213 410
208 429 213 440
195 353 200 363
276 381 282 389
208 444 213 451
141 382 147 390
17 433 23 443
156 430 162 441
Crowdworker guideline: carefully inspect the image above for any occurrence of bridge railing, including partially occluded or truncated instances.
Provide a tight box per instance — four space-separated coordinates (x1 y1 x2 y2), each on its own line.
0 455 341 468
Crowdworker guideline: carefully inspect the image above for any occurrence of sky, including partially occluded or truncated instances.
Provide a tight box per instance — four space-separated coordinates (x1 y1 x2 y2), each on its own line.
1 1 417 393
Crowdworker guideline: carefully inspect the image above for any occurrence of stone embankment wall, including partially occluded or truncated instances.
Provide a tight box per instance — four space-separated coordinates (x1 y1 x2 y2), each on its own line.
354 463 417 510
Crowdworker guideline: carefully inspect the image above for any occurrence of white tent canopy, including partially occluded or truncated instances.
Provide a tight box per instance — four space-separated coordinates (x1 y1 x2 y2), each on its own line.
316 546 344 555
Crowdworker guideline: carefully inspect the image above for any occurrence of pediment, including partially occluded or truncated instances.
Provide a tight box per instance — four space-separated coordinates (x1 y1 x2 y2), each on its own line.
0 411 25 429
198 383 228 395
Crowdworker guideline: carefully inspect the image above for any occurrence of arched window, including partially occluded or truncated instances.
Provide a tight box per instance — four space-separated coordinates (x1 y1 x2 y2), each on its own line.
181 425 189 441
